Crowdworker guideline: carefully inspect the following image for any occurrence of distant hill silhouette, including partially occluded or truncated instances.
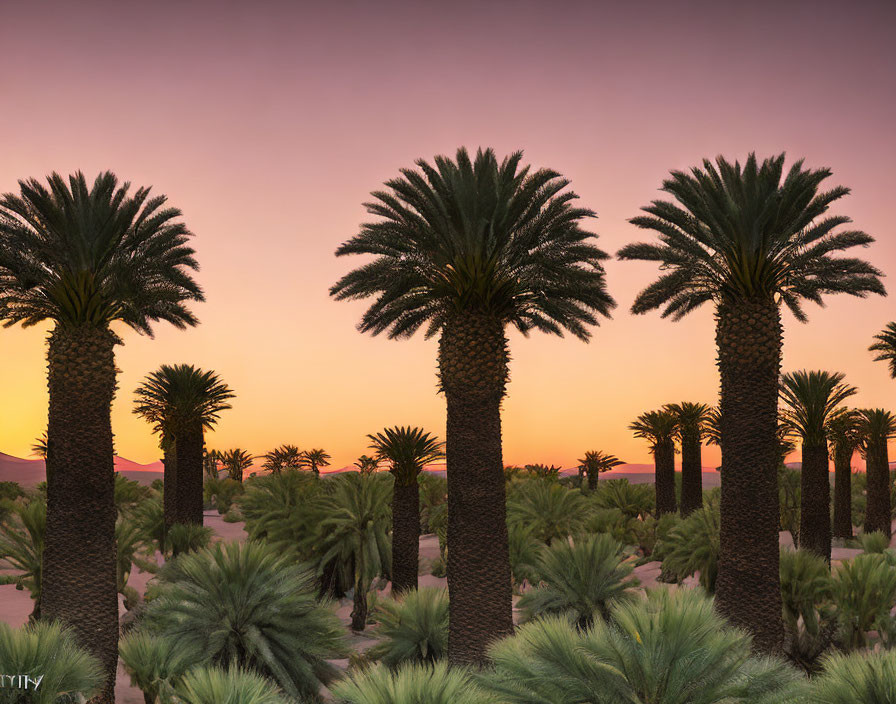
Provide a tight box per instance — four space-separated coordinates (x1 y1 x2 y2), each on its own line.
0 452 163 487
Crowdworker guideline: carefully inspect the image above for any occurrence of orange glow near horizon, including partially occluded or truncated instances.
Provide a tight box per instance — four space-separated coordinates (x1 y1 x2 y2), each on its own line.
1 2 895 469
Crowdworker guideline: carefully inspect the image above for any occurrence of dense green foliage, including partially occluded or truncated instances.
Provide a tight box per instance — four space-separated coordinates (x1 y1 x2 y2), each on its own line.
367 588 449 667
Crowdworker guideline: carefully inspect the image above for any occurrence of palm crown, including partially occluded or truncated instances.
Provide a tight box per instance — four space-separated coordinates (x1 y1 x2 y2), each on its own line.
262 445 303 473
329 147 615 340
133 364 234 435
779 370 857 446
0 171 203 333
629 410 678 450
367 426 445 485
302 449 331 474
618 153 884 320
826 409 864 455
869 323 896 378
577 450 624 475
858 409 896 450
664 402 712 440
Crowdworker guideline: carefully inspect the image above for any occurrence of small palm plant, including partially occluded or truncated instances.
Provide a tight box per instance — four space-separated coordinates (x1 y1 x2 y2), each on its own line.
576 450 624 492
629 410 678 515
119 631 200 703
367 588 449 667
368 426 445 593
618 153 885 651
354 455 381 476
833 552 896 650
301 448 331 476
664 402 713 515
330 147 615 665
591 478 655 519
857 409 896 537
484 588 806 703
654 504 720 591
827 410 864 539
0 496 45 620
779 548 836 672
811 649 896 703
133 364 235 527
517 533 639 629
139 540 347 701
0 171 203 701
506 479 588 545
174 666 288 704
0 621 104 704
333 662 494 704
779 370 857 562
219 448 255 483
203 449 222 479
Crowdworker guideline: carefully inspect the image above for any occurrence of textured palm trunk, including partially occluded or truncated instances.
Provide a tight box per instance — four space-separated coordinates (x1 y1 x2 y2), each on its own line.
864 439 891 537
440 314 513 667
587 470 598 492
391 480 420 594
798 443 832 562
832 444 854 539
174 423 204 525
162 443 177 531
43 325 119 704
350 575 368 631
680 432 703 515
714 300 784 654
654 439 677 516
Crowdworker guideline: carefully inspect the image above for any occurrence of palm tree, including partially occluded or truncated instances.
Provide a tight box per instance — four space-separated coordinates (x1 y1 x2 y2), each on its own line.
31 432 48 459
869 322 896 377
133 364 234 526
0 171 202 701
219 448 254 483
301 448 331 476
664 402 712 515
368 426 444 593
779 370 856 562
827 409 863 539
629 410 678 516
354 454 381 476
203 449 221 479
858 409 896 537
262 444 304 474
617 153 884 651
330 147 615 665
576 450 624 492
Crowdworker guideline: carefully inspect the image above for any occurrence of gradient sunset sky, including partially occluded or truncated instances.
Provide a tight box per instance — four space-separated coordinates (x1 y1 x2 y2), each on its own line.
1 0 894 468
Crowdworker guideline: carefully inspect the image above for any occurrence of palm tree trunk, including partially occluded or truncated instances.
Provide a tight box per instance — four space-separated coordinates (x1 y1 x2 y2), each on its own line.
350 575 368 631
162 443 177 531
439 314 513 667
587 470 598 492
680 432 703 515
832 445 854 539
865 440 891 537
714 300 784 654
391 480 420 594
798 443 832 562
174 423 204 525
42 325 119 704
654 439 677 515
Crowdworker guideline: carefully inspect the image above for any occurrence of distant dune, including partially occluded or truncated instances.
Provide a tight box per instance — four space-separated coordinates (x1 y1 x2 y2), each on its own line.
0 452 164 487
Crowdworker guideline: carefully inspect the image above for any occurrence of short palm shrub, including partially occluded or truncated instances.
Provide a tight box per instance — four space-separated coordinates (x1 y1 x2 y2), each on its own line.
484 589 807 704
833 552 896 650
506 479 588 544
0 621 103 704
115 472 153 517
517 534 638 629
653 505 720 591
367 588 449 667
174 666 288 704
167 522 214 557
507 522 542 589
332 662 494 704
204 477 245 515
139 540 347 701
0 496 45 619
859 531 890 554
591 478 655 519
135 493 168 556
810 649 896 703
778 549 835 672
119 631 199 703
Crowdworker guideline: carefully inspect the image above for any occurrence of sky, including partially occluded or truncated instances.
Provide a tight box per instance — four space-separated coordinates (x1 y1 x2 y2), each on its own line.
0 0 894 468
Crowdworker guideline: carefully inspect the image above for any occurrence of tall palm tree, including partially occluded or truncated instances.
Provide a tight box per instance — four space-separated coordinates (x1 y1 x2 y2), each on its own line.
664 402 712 515
827 410 863 540
220 449 254 483
0 171 202 702
354 454 381 476
203 449 221 479
330 147 614 665
133 364 234 526
301 448 331 476
368 426 445 593
576 450 624 492
617 153 884 651
779 370 857 562
869 322 896 377
262 444 303 474
858 409 896 538
629 410 678 516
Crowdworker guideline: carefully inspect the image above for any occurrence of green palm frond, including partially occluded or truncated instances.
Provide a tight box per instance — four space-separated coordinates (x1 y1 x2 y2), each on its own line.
629 409 678 450
506 480 588 544
367 588 449 667
368 426 445 486
0 171 203 332
869 322 896 378
618 153 885 321
302 448 331 475
330 147 615 341
779 370 857 446
219 448 254 482
664 402 713 441
576 450 624 476
261 445 304 473
333 661 494 704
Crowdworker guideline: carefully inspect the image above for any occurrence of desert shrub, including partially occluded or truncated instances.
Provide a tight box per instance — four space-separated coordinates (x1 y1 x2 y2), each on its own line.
115 473 153 517
332 662 493 704
859 531 890 554
833 552 896 650
174 666 287 704
0 496 45 620
204 476 245 515
430 556 446 578
810 649 896 703
167 523 214 557
507 522 542 588
517 533 638 629
418 473 447 533
119 631 199 702
779 548 836 672
591 478 654 519
140 540 347 701
0 621 103 704
506 479 588 544
367 588 448 667
135 494 167 556
222 507 243 523
654 505 720 591
484 589 807 704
